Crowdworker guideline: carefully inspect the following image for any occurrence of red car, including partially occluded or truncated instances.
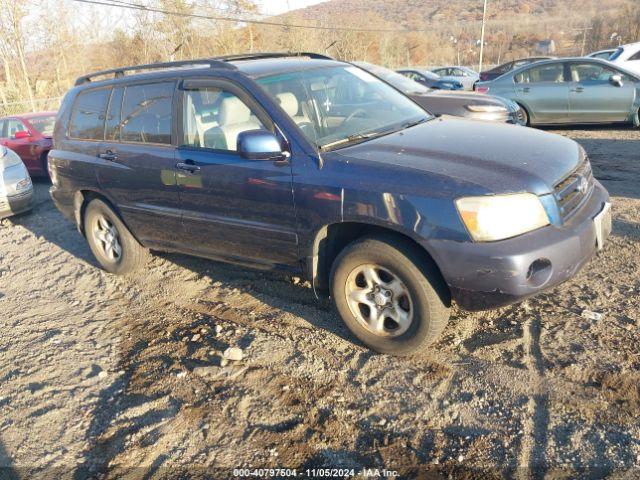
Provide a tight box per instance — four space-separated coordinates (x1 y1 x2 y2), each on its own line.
0 112 56 177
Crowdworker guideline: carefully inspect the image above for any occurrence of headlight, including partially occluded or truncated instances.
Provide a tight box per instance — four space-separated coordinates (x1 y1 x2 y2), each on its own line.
465 104 508 113
456 193 550 242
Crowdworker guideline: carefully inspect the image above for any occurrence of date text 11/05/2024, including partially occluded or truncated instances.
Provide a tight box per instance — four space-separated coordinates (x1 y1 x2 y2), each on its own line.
232 468 400 478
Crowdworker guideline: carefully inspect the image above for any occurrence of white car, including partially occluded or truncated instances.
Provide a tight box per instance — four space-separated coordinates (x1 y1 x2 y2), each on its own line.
609 42 640 76
0 146 33 219
429 66 479 90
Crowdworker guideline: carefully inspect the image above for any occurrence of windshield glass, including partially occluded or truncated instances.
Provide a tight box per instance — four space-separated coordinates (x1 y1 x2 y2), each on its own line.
357 63 430 94
256 66 429 150
609 47 624 61
28 115 56 136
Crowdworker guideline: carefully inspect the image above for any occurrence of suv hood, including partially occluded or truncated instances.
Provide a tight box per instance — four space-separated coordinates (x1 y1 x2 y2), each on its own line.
333 118 582 195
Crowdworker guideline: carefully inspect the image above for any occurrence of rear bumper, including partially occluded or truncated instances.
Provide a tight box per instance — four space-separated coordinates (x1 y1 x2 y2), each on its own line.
0 189 33 219
429 181 609 310
49 184 76 222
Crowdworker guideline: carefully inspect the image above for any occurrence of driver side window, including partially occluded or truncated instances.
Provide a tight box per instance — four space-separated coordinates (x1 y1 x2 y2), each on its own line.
7 119 28 138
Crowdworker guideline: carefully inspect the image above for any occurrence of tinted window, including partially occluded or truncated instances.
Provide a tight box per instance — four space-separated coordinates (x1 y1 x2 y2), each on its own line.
69 89 110 139
121 82 174 144
630 50 640 61
181 87 266 151
515 63 565 83
105 87 124 141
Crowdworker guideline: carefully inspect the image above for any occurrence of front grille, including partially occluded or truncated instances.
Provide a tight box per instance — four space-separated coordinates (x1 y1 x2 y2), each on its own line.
554 159 594 221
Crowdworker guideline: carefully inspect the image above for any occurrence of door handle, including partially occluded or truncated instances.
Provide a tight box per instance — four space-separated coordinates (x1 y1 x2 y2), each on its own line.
571 87 585 93
98 150 118 162
520 87 530 93
176 161 201 173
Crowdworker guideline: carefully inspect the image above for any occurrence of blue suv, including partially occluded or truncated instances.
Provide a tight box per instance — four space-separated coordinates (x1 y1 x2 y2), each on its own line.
49 53 611 355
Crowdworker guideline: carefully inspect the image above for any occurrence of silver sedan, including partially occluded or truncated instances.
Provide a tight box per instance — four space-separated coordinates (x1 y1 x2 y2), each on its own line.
474 58 640 127
0 146 33 219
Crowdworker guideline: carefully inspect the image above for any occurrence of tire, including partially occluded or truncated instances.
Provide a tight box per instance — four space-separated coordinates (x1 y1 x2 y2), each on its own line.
330 235 450 355
40 152 49 179
84 198 148 274
517 103 530 126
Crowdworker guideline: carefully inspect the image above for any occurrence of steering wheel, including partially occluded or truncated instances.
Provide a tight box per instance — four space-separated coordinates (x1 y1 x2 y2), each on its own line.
340 108 368 127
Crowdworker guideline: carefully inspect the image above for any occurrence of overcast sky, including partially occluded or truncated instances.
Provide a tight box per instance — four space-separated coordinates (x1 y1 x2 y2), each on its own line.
257 0 327 15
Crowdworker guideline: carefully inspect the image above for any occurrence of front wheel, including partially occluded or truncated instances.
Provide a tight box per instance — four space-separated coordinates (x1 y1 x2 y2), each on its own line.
330 235 450 355
84 199 148 274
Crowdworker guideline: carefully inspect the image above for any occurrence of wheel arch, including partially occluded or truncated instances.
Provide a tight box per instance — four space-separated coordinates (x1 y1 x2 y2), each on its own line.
74 189 139 243
308 221 451 306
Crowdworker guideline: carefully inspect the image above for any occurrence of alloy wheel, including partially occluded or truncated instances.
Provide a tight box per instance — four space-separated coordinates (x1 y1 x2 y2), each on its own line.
92 215 122 262
344 264 413 337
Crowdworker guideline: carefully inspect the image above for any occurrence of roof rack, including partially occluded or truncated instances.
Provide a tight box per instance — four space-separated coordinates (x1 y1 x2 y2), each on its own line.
74 58 236 86
74 52 334 86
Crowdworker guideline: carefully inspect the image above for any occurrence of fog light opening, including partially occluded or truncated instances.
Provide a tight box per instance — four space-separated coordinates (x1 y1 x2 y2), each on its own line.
526 258 552 287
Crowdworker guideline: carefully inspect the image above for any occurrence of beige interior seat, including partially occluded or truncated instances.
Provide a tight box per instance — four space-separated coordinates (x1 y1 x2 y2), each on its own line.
204 96 262 150
276 92 310 126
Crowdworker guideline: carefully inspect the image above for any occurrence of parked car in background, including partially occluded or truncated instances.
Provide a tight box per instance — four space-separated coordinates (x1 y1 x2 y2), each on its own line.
0 112 56 177
50 53 611 355
356 62 525 124
396 68 463 90
586 49 616 60
608 42 640 76
0 146 33 219
477 56 555 83
429 66 479 90
475 57 640 127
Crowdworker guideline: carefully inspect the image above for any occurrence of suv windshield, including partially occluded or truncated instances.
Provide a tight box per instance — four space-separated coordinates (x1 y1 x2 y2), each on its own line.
256 66 429 151
357 63 431 95
28 115 56 136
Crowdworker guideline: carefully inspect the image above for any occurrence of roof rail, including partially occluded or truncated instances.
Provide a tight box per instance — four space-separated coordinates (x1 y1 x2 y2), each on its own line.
74 52 334 86
215 52 334 62
74 58 236 86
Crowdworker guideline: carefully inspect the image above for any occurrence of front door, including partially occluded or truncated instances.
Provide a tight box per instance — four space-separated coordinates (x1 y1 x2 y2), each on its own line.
95 81 184 249
567 62 636 123
514 62 569 123
175 79 298 269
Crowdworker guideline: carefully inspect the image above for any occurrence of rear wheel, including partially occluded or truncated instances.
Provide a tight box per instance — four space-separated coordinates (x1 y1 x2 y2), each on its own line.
84 199 148 274
330 235 450 355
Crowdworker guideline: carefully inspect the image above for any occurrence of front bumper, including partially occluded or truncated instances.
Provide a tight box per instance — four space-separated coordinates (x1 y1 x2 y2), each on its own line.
429 181 609 310
0 189 33 219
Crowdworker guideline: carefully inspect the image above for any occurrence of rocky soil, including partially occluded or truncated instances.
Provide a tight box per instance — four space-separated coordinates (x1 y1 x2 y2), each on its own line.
0 126 638 479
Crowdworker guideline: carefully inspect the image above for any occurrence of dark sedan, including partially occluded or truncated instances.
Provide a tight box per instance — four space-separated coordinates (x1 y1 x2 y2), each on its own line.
396 68 463 90
356 62 524 124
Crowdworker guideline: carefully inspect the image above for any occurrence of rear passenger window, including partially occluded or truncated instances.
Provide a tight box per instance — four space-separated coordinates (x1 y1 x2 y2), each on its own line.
515 64 565 83
121 82 174 144
69 89 110 140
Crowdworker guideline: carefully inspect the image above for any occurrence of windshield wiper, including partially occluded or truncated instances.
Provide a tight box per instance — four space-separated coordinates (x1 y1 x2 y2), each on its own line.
319 131 385 151
400 117 431 129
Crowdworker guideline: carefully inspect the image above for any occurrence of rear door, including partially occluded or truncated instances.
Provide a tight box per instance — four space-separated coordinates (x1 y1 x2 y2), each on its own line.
567 61 636 123
175 78 298 268
514 62 569 123
95 81 184 249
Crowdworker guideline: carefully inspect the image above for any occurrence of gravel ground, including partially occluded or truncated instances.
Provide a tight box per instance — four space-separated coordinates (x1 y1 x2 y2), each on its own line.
0 126 638 479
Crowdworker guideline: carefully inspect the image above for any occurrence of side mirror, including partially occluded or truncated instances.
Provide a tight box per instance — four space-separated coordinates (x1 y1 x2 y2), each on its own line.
14 130 31 139
237 130 287 161
610 74 624 87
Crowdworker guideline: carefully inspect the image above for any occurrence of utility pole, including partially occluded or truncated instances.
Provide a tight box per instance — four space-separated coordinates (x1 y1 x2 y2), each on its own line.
478 0 488 71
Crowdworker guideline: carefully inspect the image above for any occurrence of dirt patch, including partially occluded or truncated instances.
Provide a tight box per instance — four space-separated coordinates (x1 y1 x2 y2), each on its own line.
0 125 639 478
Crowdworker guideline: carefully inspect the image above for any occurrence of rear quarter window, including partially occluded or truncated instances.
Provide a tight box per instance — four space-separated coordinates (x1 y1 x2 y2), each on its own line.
69 89 110 140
